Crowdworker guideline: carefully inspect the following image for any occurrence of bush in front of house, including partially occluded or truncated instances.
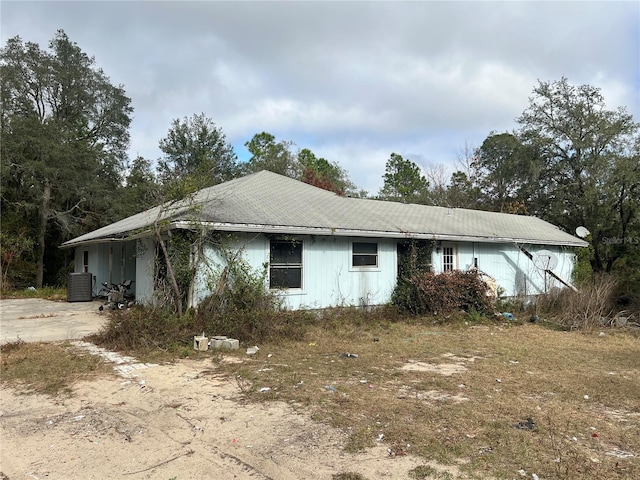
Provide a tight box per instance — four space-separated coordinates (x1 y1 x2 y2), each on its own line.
196 307 314 344
392 270 493 316
535 274 637 331
194 257 315 343
91 302 315 353
89 306 195 352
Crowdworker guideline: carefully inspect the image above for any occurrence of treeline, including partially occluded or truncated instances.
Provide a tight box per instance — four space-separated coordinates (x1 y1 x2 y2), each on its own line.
1 31 638 291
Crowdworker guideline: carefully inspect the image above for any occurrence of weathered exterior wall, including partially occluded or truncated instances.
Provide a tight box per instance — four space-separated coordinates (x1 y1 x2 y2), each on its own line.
196 236 578 309
134 238 155 305
76 235 577 308
194 233 398 310
73 241 140 298
431 242 576 296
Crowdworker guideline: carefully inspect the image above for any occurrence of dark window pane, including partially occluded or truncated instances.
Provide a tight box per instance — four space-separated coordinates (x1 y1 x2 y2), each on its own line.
352 242 378 267
353 242 377 254
270 267 302 289
270 240 302 264
353 255 377 266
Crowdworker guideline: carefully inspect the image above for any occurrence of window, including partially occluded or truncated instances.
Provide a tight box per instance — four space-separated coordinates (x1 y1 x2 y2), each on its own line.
443 246 456 272
269 240 302 289
83 251 89 273
352 242 378 267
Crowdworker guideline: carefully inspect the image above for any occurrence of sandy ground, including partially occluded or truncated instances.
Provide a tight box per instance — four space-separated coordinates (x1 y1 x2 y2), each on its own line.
0 299 106 344
0 351 442 480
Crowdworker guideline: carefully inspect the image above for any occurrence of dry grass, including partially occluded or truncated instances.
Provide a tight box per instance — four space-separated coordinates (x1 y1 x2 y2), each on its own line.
536 275 637 331
0 286 67 301
218 319 640 480
0 341 114 396
2 309 637 479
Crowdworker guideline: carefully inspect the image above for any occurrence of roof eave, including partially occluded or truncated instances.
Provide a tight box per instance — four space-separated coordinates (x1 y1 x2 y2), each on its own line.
60 227 162 248
61 219 588 249
177 221 589 247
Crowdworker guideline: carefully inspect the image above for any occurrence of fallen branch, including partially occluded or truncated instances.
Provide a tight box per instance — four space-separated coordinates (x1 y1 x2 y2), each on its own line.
176 411 201 432
123 449 194 475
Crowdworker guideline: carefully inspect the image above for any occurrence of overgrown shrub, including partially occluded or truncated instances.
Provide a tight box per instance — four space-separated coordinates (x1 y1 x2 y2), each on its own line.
197 308 314 344
392 270 493 315
91 304 316 352
89 306 195 352
92 253 314 351
201 260 280 314
194 250 312 342
536 275 621 330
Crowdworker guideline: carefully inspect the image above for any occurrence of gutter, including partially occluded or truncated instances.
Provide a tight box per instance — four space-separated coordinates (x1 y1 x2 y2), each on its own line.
177 221 589 247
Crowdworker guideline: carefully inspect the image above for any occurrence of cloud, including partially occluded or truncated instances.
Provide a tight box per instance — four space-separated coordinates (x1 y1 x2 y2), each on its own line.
2 1 638 193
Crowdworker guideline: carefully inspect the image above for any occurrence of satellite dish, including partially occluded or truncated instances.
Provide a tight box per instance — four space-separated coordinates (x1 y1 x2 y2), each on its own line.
533 250 559 270
575 226 590 238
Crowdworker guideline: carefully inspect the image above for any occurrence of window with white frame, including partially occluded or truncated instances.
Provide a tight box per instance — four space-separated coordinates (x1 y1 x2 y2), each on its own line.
442 245 456 272
269 240 303 289
352 242 378 267
83 251 89 273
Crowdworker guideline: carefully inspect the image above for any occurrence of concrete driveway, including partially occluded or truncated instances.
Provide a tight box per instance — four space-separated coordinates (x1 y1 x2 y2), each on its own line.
0 298 107 344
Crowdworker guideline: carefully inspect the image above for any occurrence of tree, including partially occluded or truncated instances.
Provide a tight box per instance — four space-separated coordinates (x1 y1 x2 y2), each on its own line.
298 148 357 195
1 30 132 287
445 171 482 209
117 156 158 218
439 143 482 209
244 132 363 195
475 132 535 213
378 153 429 203
0 230 34 289
516 78 639 276
155 113 239 316
243 132 299 178
157 113 239 189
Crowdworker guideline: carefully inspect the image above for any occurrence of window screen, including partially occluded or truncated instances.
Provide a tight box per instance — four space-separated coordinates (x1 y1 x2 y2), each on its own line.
269 240 303 289
352 242 378 267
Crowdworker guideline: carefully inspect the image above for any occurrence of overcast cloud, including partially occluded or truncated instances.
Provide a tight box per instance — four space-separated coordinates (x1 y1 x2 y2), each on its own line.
2 1 638 193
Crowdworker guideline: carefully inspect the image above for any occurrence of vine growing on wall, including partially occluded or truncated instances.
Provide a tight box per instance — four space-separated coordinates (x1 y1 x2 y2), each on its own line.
200 235 280 314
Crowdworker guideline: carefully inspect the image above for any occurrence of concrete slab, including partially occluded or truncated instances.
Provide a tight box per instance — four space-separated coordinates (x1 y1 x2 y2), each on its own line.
0 298 107 344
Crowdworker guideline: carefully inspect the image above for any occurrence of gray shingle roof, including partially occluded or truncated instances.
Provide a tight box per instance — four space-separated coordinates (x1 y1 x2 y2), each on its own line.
62 170 588 247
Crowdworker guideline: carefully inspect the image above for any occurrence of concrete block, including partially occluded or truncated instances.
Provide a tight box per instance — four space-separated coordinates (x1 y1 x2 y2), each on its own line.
210 336 227 349
193 335 209 351
221 338 239 350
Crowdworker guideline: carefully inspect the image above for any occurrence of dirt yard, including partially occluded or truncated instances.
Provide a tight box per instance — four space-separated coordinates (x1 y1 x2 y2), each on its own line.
0 350 444 480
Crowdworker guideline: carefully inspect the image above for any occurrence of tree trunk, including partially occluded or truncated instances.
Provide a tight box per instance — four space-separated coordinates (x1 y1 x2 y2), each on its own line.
155 228 183 317
36 180 52 288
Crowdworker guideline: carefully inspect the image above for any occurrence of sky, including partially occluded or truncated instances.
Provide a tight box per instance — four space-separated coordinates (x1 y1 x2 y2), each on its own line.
2 1 639 194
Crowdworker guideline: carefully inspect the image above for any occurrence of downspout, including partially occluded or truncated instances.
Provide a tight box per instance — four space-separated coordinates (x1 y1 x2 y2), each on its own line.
109 245 113 285
121 243 125 283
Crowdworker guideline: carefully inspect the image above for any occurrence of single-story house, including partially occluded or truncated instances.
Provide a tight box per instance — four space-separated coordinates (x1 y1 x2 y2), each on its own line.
62 170 588 309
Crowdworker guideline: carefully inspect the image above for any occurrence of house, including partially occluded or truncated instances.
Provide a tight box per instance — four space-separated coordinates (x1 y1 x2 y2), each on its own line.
62 170 588 309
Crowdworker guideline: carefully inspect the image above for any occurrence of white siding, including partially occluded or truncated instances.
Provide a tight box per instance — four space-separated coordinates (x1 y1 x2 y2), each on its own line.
431 242 576 297
195 233 398 310
135 238 155 305
77 235 577 309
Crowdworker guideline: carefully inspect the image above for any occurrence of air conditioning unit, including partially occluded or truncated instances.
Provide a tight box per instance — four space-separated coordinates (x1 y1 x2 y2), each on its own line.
67 272 93 302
